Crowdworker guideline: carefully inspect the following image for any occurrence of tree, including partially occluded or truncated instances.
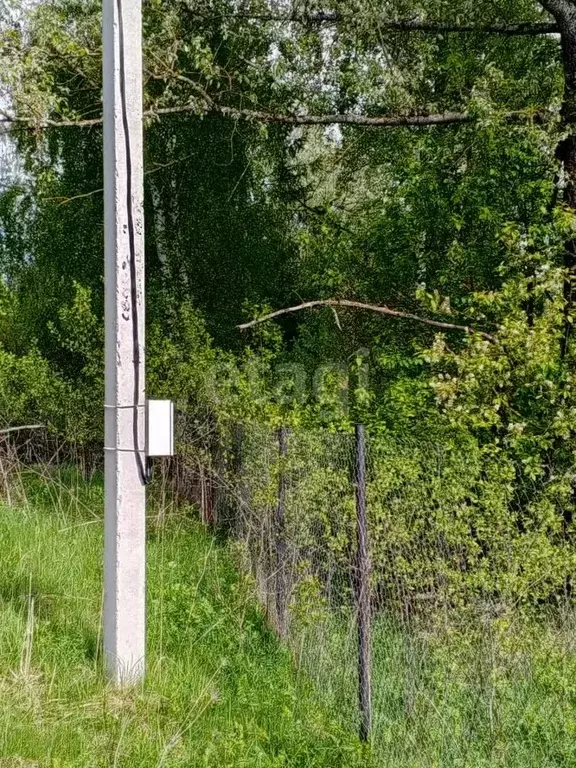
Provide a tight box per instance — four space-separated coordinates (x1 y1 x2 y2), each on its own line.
0 0 573 431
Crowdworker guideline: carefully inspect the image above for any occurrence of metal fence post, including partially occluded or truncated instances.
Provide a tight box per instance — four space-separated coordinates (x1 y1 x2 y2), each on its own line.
355 423 372 742
234 423 244 477
275 426 288 638
232 423 246 535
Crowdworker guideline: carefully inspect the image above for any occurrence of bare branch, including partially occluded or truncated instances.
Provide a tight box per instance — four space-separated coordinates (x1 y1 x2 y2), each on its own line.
0 102 543 131
0 114 102 128
237 299 496 343
186 10 560 35
0 424 45 435
42 188 103 205
159 104 478 126
372 20 558 35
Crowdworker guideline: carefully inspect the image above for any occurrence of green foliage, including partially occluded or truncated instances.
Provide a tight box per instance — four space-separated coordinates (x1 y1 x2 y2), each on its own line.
0 346 70 432
226 425 576 613
6 1 576 763
5 473 576 767
295 606 576 767
3 0 576 681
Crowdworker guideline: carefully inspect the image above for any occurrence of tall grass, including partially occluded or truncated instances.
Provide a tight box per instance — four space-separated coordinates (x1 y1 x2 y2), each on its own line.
292 604 576 767
3 466 576 766
0 468 364 767
206 424 576 766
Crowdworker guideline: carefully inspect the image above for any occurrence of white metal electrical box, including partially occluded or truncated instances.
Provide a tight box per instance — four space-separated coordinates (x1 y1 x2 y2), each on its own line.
146 400 174 457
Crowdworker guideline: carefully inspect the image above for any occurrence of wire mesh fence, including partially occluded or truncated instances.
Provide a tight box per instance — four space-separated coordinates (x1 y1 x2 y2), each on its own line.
171 416 576 757
3 420 576 761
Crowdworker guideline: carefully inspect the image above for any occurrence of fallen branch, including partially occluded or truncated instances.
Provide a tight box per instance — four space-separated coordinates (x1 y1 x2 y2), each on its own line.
237 299 496 342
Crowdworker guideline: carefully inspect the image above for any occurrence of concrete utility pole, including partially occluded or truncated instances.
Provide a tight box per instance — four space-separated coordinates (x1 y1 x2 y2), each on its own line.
103 0 146 684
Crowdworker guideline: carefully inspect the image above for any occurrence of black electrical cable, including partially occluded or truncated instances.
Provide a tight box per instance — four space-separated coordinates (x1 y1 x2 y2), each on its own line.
115 0 151 485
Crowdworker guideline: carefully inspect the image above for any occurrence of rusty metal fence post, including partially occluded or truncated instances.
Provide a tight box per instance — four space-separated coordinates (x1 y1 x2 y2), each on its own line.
354 423 372 742
275 426 288 638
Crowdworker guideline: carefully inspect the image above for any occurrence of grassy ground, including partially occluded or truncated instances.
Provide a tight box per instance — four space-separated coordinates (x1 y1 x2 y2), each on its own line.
296 608 576 767
0 469 365 767
3 470 576 767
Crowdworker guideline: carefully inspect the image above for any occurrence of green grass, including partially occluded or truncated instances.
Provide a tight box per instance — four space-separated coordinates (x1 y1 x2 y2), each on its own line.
0 469 365 767
3 469 576 767
294 601 576 767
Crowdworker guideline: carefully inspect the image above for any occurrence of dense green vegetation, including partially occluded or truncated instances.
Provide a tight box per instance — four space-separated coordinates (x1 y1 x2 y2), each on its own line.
298 604 576 766
3 0 576 609
3 472 576 766
5 0 576 762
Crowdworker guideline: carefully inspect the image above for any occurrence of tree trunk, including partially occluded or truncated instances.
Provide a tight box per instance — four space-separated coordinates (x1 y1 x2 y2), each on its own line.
541 1 576 356
540 1 576 552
